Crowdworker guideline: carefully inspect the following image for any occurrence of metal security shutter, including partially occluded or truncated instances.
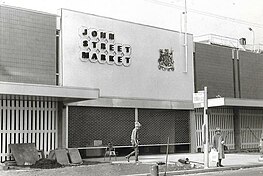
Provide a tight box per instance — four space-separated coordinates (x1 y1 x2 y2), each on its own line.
68 106 135 148
138 109 190 145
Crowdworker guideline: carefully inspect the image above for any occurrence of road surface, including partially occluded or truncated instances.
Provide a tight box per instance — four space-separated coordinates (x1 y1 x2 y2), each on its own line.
185 166 263 176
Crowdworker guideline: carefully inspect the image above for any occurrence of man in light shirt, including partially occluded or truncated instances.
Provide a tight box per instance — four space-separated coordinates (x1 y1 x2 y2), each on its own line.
125 122 141 163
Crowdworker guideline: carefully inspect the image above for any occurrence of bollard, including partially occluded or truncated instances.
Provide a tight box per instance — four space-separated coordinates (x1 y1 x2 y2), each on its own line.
150 164 159 176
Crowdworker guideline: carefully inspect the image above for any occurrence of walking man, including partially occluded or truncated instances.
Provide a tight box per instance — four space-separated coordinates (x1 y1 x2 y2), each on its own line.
125 122 141 163
212 127 225 167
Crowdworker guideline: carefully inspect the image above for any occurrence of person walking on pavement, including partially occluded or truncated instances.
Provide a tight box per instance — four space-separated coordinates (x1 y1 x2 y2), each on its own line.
259 132 263 161
259 132 263 154
125 122 141 163
212 127 225 167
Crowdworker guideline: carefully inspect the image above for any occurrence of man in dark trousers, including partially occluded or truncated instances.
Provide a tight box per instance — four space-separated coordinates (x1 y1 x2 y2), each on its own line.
125 122 141 163
212 127 225 167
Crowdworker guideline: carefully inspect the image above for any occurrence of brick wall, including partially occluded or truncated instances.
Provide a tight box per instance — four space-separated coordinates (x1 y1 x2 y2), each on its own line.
0 6 56 85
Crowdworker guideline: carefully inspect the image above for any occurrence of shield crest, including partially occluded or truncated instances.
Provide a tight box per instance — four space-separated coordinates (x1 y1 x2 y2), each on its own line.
158 49 174 71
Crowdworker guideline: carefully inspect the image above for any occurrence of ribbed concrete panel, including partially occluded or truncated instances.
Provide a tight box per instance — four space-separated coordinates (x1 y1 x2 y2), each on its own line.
194 43 235 98
239 51 263 99
0 6 56 85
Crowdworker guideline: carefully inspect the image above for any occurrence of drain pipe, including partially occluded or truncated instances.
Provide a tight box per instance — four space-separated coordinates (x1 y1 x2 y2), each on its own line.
183 0 188 73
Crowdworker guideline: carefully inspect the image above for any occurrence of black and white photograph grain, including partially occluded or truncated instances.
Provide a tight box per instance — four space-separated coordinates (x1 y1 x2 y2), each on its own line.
0 0 263 175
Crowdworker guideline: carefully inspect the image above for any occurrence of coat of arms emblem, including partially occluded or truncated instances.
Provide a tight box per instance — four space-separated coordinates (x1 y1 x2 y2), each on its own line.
158 49 174 71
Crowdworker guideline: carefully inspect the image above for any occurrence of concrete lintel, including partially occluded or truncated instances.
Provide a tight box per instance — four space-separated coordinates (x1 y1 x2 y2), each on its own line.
69 97 194 110
0 82 99 103
194 97 263 108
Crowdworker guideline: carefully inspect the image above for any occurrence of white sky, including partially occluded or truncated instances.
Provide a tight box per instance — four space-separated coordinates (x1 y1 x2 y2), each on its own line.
1 0 263 44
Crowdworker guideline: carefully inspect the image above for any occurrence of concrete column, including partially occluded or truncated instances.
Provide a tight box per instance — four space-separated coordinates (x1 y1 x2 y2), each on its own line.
57 102 68 149
135 108 138 122
189 110 197 153
233 107 241 151
57 102 63 148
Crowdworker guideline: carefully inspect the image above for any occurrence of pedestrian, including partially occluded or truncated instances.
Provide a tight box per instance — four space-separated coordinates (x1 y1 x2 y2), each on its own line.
259 132 263 155
125 121 141 163
212 127 225 167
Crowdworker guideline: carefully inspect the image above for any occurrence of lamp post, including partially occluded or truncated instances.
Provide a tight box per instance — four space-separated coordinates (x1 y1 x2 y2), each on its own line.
203 87 209 169
248 27 255 52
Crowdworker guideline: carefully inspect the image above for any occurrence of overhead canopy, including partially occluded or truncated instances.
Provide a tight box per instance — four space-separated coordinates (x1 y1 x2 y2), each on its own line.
69 97 194 110
194 97 263 108
0 82 99 103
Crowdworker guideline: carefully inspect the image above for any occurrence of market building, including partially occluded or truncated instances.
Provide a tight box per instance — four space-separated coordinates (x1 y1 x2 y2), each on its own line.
0 5 194 162
59 8 194 157
193 36 263 152
0 5 263 162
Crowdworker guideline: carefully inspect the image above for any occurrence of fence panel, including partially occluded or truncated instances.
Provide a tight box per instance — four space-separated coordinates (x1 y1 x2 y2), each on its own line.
195 107 234 151
240 108 263 149
0 96 58 162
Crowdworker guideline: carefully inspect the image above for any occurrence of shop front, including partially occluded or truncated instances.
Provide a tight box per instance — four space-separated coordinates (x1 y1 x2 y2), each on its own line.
59 9 195 155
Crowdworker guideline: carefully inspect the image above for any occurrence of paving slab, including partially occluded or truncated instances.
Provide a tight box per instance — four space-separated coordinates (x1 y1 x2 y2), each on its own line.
9 143 39 166
68 148 83 164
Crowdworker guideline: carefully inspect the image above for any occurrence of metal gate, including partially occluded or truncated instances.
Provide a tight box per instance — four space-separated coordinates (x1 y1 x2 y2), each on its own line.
240 108 263 149
0 95 58 162
195 107 235 151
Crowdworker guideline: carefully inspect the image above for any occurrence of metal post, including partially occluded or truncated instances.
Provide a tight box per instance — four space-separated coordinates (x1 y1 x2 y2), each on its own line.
203 87 209 168
150 165 159 176
183 0 188 73
251 30 255 52
249 27 255 52
164 137 169 176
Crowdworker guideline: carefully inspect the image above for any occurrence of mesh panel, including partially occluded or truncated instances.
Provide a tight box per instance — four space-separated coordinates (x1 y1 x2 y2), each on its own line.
139 109 190 144
68 106 134 147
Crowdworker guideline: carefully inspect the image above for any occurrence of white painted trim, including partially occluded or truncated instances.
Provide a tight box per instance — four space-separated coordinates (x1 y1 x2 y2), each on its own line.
0 82 99 102
194 97 263 108
65 105 69 149
69 97 194 110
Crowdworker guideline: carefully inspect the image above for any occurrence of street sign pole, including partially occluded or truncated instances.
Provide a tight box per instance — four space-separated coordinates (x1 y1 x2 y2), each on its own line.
203 86 209 168
193 88 209 168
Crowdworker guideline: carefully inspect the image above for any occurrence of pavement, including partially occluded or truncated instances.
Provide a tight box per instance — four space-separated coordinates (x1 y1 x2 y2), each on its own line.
1 152 263 176
86 152 263 175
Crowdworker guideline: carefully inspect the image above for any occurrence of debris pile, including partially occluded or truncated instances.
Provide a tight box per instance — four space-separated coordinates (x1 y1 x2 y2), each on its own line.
31 158 62 169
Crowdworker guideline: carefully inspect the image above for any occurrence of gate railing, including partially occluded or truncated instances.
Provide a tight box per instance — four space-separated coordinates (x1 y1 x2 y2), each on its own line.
0 96 58 162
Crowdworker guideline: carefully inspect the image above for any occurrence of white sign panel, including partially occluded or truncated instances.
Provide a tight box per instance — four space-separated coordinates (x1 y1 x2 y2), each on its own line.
193 91 204 103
